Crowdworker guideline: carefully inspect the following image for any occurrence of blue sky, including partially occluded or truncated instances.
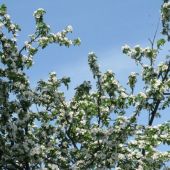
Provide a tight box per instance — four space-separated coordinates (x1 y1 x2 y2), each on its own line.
2 0 170 161
2 0 167 117
2 0 169 120
1 0 162 93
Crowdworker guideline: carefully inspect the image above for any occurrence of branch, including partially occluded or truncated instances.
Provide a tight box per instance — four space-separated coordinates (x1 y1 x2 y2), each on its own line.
149 18 160 50
148 61 170 125
163 92 170 95
58 94 78 150
148 100 160 126
97 75 102 127
148 18 160 66
18 33 41 56
142 61 170 156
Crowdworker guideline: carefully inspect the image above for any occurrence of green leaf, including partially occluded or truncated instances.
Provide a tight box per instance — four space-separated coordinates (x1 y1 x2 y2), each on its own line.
61 77 71 90
157 38 166 49
0 4 7 16
73 38 81 46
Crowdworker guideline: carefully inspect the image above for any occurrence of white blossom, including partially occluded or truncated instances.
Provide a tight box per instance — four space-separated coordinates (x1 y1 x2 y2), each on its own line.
66 25 73 32
139 92 147 99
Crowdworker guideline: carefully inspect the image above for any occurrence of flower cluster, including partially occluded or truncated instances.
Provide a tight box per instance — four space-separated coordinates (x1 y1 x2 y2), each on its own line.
162 1 170 38
122 44 157 63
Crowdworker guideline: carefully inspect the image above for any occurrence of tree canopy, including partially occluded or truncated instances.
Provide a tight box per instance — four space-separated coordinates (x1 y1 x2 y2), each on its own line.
0 1 170 169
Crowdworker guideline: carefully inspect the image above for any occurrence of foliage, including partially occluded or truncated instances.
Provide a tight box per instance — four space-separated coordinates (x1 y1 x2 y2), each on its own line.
0 1 170 169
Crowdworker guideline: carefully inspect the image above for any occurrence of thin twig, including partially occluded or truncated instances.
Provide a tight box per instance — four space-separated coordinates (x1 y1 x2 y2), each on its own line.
18 33 41 56
148 18 160 66
148 18 160 50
